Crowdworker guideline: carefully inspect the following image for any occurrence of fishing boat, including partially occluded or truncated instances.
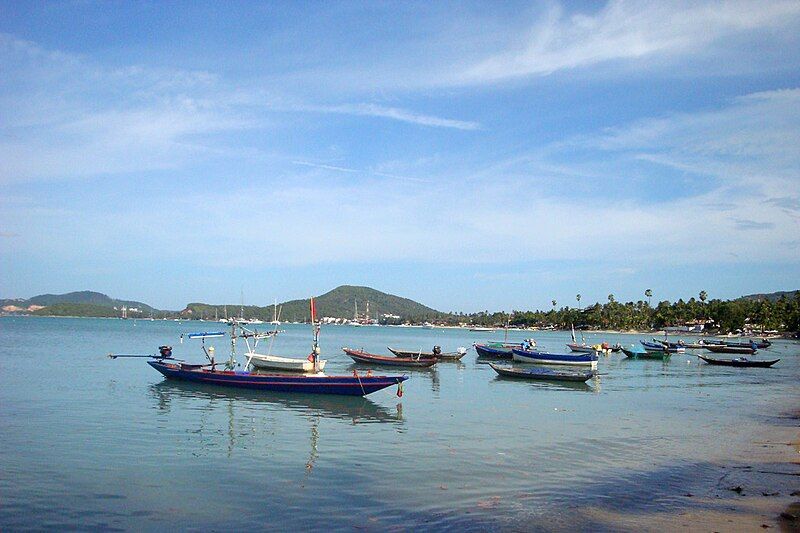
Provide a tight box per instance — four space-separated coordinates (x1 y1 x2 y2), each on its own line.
718 338 771 349
489 363 595 383
238 321 327 373
512 348 598 369
112 299 408 397
343 348 437 368
640 340 685 353
697 355 779 368
469 326 495 332
147 360 407 395
704 344 757 355
474 343 514 359
566 324 595 353
622 345 669 360
387 346 467 361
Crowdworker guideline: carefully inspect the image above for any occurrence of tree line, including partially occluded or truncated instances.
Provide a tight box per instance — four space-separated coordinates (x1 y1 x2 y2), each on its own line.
461 290 800 334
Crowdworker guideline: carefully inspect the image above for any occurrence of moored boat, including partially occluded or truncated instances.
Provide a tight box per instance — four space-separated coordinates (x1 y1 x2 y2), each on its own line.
704 344 757 355
566 342 596 353
489 363 595 383
512 348 598 369
148 360 407 395
697 355 779 368
474 343 514 359
247 353 326 372
343 348 437 368
622 345 669 360
388 346 467 361
640 340 685 353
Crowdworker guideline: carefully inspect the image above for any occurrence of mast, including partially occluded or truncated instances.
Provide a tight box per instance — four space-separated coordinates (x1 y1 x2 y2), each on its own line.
354 299 358 322
310 297 321 373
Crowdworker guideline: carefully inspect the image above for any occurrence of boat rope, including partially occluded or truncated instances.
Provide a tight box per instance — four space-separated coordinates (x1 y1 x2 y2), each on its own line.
353 369 366 396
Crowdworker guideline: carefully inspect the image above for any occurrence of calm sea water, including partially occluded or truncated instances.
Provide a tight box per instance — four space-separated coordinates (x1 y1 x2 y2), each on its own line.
1 316 798 531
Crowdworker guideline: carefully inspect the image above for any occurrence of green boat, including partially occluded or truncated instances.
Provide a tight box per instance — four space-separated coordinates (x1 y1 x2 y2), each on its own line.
621 346 671 360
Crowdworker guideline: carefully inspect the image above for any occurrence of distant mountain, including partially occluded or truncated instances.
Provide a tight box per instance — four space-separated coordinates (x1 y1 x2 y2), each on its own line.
183 285 444 322
2 291 156 315
739 290 799 302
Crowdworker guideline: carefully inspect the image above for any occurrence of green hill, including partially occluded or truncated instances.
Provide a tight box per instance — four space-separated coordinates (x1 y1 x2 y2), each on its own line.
25 291 154 311
739 290 799 302
183 285 443 322
31 302 123 318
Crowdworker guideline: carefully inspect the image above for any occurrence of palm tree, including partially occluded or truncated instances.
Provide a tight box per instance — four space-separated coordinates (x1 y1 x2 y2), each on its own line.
551 299 557 310
699 290 707 304
608 294 615 304
576 293 582 310
645 289 653 307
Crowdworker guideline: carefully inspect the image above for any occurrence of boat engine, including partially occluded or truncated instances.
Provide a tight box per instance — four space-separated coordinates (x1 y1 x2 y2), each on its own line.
432 345 442 355
158 345 173 358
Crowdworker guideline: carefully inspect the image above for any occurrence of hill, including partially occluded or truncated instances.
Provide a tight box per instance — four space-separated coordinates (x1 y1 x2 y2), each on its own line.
739 290 799 302
2 291 156 316
182 285 444 322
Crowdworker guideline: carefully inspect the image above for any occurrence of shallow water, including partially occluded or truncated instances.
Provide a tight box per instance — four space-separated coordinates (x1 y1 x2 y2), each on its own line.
0 317 797 531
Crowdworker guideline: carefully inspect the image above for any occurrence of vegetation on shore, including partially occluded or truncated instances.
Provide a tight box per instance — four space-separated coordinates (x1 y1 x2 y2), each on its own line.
7 287 800 334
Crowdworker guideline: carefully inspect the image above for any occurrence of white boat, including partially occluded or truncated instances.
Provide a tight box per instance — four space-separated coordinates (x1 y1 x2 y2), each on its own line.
469 326 495 332
238 314 326 374
247 352 327 372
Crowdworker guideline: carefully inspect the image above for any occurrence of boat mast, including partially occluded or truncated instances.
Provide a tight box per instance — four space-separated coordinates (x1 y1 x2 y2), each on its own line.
310 297 321 373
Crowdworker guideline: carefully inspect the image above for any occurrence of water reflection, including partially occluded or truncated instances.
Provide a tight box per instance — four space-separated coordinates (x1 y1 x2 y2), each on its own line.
149 380 405 425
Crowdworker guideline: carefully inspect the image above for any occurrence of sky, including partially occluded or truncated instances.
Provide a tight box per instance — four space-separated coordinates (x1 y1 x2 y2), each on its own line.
1 0 799 312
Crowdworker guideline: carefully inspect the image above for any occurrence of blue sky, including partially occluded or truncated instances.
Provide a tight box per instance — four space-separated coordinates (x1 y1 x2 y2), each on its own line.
1 0 799 312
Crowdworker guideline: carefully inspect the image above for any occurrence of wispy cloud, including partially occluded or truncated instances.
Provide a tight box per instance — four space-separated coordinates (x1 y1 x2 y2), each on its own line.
298 103 479 130
731 218 775 231
455 0 800 84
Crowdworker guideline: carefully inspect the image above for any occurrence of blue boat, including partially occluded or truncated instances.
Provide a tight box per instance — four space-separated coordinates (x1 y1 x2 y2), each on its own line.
640 340 672 352
148 360 407 396
511 348 598 369
474 343 514 358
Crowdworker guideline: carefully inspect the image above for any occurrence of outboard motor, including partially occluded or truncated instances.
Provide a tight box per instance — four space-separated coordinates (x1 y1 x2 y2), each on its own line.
433 345 442 355
158 345 173 358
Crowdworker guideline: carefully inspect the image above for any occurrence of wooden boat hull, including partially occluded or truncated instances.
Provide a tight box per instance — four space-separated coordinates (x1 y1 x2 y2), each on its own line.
474 344 513 359
490 363 594 382
343 348 437 367
641 340 685 353
704 345 756 355
512 349 598 369
566 343 596 353
622 347 669 360
697 355 779 368
148 361 407 396
387 347 466 361
247 352 327 373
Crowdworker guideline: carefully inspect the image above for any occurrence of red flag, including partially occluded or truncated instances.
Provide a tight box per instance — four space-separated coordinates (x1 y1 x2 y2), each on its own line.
310 297 317 324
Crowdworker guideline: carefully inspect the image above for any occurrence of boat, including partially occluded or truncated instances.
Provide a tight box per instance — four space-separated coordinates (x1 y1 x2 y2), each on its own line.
718 338 771 349
147 360 407 395
474 343 514 359
469 326 495 332
238 321 326 373
512 348 598 369
622 345 669 360
704 344 757 355
640 340 685 353
343 348 437 367
387 346 467 361
113 299 408 397
697 355 779 368
489 363 595 383
566 342 596 353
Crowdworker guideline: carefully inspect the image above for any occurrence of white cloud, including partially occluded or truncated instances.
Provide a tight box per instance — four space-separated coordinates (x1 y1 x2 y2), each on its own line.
455 0 800 84
297 103 480 131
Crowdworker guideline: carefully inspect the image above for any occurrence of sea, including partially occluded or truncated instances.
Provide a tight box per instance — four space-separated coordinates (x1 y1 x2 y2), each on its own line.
1 316 798 531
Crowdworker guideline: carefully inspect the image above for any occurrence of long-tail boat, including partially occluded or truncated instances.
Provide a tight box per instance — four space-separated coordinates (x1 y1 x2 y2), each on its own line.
512 348 598 369
697 355 779 368
343 348 437 368
111 299 408 397
387 346 467 361
704 344 757 355
489 363 595 383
